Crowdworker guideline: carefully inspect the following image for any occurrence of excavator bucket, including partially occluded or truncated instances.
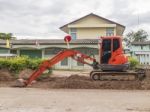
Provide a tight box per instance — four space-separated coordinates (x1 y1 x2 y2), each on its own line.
13 79 27 87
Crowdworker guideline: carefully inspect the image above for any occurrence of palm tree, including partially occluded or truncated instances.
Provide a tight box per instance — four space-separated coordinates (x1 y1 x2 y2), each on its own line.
0 33 16 40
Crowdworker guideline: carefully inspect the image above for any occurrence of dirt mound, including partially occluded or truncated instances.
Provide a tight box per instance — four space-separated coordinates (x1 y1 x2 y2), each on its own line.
0 69 14 81
1 70 150 90
18 69 34 79
141 70 150 89
33 75 142 89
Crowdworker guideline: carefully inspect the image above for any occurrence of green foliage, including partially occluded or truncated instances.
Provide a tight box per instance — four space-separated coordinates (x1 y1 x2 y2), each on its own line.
0 33 16 40
26 58 43 70
0 56 44 73
129 57 139 69
123 29 148 47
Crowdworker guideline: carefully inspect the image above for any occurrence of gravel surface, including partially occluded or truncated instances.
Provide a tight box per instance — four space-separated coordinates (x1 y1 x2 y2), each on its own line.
0 88 150 112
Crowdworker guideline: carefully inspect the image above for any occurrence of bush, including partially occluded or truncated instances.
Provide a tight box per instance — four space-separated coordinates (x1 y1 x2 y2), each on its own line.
26 58 43 70
9 56 28 72
129 57 139 69
0 56 52 73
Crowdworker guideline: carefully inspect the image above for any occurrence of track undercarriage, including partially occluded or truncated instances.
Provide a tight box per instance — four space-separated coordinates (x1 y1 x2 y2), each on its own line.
90 69 146 81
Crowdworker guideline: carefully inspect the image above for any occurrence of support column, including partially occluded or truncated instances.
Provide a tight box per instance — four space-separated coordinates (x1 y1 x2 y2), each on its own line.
42 48 45 59
17 49 20 56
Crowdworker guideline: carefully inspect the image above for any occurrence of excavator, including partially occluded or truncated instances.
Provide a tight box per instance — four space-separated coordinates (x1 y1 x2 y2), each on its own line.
16 35 146 87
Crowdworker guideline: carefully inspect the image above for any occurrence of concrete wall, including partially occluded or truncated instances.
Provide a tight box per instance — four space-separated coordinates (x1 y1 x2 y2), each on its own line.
76 28 106 39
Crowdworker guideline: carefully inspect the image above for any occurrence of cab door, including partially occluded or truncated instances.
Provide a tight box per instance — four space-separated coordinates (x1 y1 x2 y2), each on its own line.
101 39 112 64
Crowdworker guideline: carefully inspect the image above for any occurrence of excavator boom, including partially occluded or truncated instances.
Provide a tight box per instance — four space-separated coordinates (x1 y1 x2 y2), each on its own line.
18 49 96 87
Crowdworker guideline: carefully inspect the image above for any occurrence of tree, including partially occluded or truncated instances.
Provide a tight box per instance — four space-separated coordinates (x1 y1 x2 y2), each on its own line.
123 29 148 47
0 33 16 40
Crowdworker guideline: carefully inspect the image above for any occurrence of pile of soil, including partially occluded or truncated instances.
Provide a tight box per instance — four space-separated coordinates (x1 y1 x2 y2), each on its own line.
0 69 15 87
32 70 150 89
0 69 150 90
33 75 142 89
141 70 150 89
0 69 14 81
18 69 34 79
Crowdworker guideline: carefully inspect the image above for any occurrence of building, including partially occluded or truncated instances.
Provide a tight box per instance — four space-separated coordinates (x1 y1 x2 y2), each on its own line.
131 41 150 65
0 13 125 70
0 39 99 70
60 13 125 39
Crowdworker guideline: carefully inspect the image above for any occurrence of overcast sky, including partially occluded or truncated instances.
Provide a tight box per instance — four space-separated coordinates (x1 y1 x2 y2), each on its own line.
0 0 150 39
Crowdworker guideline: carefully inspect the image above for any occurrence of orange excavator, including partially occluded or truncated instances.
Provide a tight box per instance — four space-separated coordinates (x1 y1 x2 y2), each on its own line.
17 36 145 87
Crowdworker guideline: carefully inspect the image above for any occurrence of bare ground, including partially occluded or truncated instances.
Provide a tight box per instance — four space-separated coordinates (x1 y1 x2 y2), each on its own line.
0 69 150 90
0 88 150 112
1 70 150 112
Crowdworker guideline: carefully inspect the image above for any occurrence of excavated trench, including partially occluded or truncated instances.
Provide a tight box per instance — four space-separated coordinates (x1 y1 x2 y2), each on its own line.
0 69 150 89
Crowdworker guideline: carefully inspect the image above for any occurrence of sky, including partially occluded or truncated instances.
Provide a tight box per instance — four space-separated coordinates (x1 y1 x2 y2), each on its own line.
0 0 150 39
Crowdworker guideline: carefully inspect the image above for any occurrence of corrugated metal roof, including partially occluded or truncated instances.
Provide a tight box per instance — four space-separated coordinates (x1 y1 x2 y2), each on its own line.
0 39 99 45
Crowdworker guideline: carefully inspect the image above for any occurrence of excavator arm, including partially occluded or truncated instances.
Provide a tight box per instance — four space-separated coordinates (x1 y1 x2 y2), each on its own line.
19 49 97 87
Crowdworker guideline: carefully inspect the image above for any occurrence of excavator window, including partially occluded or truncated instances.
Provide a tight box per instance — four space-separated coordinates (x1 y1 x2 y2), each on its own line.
101 39 111 64
113 39 120 51
102 39 111 51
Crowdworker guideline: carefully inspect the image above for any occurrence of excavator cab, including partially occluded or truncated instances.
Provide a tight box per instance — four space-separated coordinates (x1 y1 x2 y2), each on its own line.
101 36 121 64
99 36 129 71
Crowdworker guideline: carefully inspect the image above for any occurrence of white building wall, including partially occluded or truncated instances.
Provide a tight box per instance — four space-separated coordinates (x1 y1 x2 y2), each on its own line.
131 43 150 65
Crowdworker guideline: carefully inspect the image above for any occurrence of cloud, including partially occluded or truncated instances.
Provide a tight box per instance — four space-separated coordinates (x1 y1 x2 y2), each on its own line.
0 0 149 39
107 0 150 34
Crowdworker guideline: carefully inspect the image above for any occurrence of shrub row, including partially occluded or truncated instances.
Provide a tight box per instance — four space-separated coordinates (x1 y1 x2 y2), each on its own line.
0 55 139 74
0 56 46 73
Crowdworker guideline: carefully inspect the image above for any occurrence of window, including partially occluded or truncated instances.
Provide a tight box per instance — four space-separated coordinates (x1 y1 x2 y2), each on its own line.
61 58 68 66
113 39 120 51
45 48 64 55
73 48 98 55
70 28 77 39
102 39 111 51
73 47 98 66
106 28 114 36
141 45 143 50
10 50 17 54
102 39 111 64
0 48 9 54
